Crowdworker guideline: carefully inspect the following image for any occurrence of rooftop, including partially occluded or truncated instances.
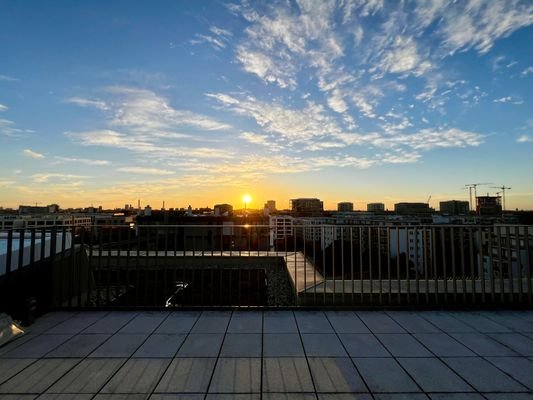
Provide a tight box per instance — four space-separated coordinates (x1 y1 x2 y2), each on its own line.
1 310 533 399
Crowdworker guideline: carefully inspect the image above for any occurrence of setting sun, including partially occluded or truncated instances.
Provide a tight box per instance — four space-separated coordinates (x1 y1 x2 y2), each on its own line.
243 194 252 205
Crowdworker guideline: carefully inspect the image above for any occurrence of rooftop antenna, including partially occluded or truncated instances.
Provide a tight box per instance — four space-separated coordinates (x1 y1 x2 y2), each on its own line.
491 185 511 211
464 182 492 212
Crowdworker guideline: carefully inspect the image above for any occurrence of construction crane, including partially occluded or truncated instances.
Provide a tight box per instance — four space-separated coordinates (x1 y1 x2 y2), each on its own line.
464 183 492 212
491 185 511 211
426 195 431 205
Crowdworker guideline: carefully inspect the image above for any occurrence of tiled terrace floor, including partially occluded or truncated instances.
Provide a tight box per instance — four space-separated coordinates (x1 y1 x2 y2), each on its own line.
1 310 533 399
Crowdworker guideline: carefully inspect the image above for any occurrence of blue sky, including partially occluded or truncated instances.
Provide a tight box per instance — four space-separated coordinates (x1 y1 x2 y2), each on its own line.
0 0 532 210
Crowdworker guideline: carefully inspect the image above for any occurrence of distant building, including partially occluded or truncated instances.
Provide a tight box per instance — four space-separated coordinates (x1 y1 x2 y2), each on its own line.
214 203 233 217
269 215 294 247
394 202 434 215
144 205 152 216
440 200 469 215
264 200 276 213
290 198 323 215
476 196 502 216
18 204 59 215
367 203 385 212
337 202 354 212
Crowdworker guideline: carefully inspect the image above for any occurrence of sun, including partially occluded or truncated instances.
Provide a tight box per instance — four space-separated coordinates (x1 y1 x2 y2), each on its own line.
243 194 251 204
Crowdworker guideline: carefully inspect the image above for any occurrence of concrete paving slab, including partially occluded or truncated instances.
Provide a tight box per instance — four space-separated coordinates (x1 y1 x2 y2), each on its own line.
442 357 526 392
155 357 216 393
2 334 73 358
376 334 433 357
449 312 511 333
0 358 36 385
176 333 224 357
132 333 185 358
338 334 389 357
263 334 304 357
227 312 262 333
82 312 137 334
450 333 518 356
307 357 367 393
45 358 124 394
208 358 261 393
45 314 106 335
262 357 314 393
485 357 533 390
352 358 420 393
0 358 79 394
295 312 334 334
420 313 476 333
118 312 169 334
413 334 475 357
386 312 440 333
325 312 369 334
488 333 533 356
100 358 171 394
45 334 110 358
88 334 148 358
397 357 474 393
357 312 406 333
190 312 231 333
301 334 347 357
154 311 199 334
220 333 262 357
263 311 298 333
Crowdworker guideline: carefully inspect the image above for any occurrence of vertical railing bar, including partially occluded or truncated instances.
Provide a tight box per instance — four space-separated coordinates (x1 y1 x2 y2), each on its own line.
396 227 401 304
387 226 392 305
350 227 354 305
77 227 84 308
497 225 504 303
524 227 532 304
423 226 429 304
450 227 457 304
17 228 25 305
313 225 317 305
414 227 419 305
459 228 466 304
405 226 410 305
378 227 382 305
86 227 93 308
359 226 363 304
68 227 76 308
146 227 152 306
304 225 307 306
30 227 36 267
106 226 112 306
440 226 447 304
323 225 326 305
432 227 438 305
5 229 13 277
331 226 335 305
468 227 476 304
135 227 140 307
515 226 523 303
341 227 344 305
487 226 495 303
116 228 122 307
59 226 67 308
506 226 514 303
126 226 131 306
294 227 298 306
368 226 373 305
97 228 103 307
478 226 486 304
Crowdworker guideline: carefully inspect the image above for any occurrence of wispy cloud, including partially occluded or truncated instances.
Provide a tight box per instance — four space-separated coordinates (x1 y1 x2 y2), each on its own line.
517 135 533 143
493 96 524 105
521 66 533 76
0 104 7 112
54 156 110 166
65 97 109 111
117 166 175 175
32 173 89 183
23 149 45 159
0 74 18 82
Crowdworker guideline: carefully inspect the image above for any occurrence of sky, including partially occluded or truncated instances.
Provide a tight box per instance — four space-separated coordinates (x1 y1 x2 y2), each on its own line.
0 0 532 211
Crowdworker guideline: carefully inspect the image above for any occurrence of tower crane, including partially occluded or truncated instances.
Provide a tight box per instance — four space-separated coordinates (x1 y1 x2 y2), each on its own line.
464 183 492 212
491 185 511 211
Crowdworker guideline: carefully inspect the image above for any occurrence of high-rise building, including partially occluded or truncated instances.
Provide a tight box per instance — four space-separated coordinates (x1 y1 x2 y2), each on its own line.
440 200 469 215
290 198 323 215
264 200 276 212
476 196 502 216
337 202 354 212
214 203 233 216
394 202 434 215
367 203 385 212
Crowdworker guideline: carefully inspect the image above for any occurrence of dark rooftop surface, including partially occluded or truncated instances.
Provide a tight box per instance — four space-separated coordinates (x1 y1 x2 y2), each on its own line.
1 310 533 399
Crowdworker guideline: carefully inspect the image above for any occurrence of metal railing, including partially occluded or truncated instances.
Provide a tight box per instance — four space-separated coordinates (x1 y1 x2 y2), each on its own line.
1 224 532 315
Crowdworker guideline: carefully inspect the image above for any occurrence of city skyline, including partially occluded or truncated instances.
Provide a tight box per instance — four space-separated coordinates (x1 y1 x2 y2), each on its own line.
1 1 533 210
